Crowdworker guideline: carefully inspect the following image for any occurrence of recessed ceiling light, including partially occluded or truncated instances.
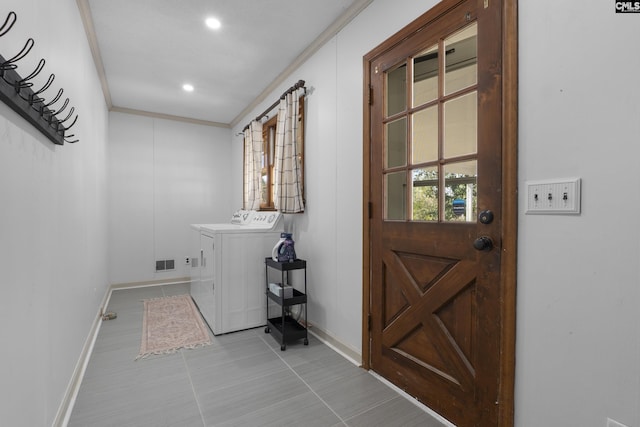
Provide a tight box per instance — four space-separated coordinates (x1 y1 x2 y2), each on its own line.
205 17 221 30
182 83 194 92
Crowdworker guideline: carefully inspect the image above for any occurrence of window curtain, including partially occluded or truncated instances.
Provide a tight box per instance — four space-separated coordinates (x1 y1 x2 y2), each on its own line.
243 120 262 210
273 89 304 213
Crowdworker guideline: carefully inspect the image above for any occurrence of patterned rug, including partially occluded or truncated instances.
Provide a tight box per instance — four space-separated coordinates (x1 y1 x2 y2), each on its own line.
136 294 212 360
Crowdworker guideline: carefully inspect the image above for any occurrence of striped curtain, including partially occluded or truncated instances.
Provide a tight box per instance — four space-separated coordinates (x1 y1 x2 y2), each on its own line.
243 120 262 210
273 89 305 213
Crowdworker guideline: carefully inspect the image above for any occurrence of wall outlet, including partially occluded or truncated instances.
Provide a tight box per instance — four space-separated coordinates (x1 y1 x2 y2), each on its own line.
607 418 628 427
525 177 581 215
185 256 190 265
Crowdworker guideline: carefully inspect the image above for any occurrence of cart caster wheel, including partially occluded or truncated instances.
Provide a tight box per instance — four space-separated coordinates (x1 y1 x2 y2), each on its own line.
280 344 286 351
264 327 270 333
303 338 309 345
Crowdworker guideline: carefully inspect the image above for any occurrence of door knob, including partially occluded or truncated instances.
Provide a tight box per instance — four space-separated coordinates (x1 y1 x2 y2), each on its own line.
473 236 493 251
478 210 494 224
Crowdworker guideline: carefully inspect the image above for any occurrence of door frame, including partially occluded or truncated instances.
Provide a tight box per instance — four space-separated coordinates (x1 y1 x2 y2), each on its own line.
361 0 518 424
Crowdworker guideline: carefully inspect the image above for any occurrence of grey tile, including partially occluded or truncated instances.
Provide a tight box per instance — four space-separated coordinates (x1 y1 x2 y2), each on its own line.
71 284 440 427
261 333 335 367
291 349 364 389
70 353 201 427
187 348 288 393
161 282 191 296
313 370 399 420
76 351 186 394
198 369 310 425
344 396 446 427
96 310 144 337
184 332 272 370
69 387 203 427
108 286 165 307
216 391 342 427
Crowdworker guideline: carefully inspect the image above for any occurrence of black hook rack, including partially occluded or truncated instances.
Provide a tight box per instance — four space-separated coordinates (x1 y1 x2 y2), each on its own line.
0 11 79 145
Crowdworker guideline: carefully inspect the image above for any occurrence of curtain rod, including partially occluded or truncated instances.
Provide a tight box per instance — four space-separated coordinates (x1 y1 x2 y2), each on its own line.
242 79 305 132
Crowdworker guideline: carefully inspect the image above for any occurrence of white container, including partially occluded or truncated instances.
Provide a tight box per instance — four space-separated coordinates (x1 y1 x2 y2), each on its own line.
269 282 293 299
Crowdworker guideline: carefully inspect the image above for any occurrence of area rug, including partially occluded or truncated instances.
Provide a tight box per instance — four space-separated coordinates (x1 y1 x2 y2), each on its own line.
136 294 212 360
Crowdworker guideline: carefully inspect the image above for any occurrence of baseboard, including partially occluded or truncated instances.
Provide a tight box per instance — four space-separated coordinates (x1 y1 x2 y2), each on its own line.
52 286 110 427
52 278 192 426
110 277 191 289
308 325 362 366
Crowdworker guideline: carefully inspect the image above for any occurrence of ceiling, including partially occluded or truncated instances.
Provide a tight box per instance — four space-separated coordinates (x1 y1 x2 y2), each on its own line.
80 0 371 128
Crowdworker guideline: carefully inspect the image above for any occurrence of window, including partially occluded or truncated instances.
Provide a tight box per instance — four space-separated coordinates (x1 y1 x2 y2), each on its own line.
260 116 276 210
244 94 305 211
383 23 478 223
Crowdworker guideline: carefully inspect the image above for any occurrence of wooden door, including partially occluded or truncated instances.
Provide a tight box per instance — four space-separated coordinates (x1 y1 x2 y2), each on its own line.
363 0 517 425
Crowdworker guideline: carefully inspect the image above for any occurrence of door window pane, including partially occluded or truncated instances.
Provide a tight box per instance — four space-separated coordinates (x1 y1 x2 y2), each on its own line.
385 171 407 220
385 117 407 168
412 167 438 221
413 45 438 107
444 23 477 95
444 92 477 158
444 161 476 222
382 23 479 225
412 107 438 163
386 63 406 116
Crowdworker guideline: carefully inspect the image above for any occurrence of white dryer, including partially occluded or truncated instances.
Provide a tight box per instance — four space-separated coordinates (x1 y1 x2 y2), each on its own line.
190 210 284 335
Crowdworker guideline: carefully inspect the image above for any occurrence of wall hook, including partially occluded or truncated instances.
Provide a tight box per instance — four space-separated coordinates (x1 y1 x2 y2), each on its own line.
13 58 45 91
33 73 54 95
64 131 79 143
42 88 62 108
50 97 69 116
0 11 16 38
0 11 79 145
23 72 54 105
57 106 75 124
65 114 78 130
0 38 34 72
35 87 62 117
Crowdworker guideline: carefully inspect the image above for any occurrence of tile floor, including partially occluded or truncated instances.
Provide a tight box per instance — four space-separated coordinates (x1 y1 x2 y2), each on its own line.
68 284 446 427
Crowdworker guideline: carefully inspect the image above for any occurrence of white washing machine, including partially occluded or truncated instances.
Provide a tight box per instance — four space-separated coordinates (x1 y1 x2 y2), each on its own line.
190 210 284 335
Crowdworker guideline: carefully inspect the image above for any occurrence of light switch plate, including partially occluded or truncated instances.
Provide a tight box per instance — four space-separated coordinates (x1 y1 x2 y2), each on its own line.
525 177 581 215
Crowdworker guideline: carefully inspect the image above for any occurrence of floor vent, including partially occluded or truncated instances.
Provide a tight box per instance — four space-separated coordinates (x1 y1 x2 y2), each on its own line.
155 260 176 272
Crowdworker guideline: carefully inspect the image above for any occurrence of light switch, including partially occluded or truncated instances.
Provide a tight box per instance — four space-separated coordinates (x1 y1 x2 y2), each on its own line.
525 178 581 215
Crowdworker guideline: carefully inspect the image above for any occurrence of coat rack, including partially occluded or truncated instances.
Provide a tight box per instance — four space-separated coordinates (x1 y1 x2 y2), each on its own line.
0 11 78 145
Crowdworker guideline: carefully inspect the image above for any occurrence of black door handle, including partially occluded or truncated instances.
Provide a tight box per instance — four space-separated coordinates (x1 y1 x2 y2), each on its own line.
473 236 493 251
478 210 494 224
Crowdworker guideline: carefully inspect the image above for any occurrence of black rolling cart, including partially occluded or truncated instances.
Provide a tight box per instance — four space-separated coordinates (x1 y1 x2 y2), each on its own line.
264 258 308 350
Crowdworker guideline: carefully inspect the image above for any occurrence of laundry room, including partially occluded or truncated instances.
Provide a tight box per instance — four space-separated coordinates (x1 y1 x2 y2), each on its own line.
1 0 640 426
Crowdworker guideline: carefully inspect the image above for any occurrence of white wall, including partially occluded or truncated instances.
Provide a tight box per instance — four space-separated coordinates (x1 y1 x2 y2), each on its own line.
231 0 439 359
232 0 640 426
108 112 232 285
0 0 109 425
516 1 640 426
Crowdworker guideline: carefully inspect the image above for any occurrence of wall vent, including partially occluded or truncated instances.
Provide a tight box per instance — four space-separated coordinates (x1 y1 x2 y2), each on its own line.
155 260 175 272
